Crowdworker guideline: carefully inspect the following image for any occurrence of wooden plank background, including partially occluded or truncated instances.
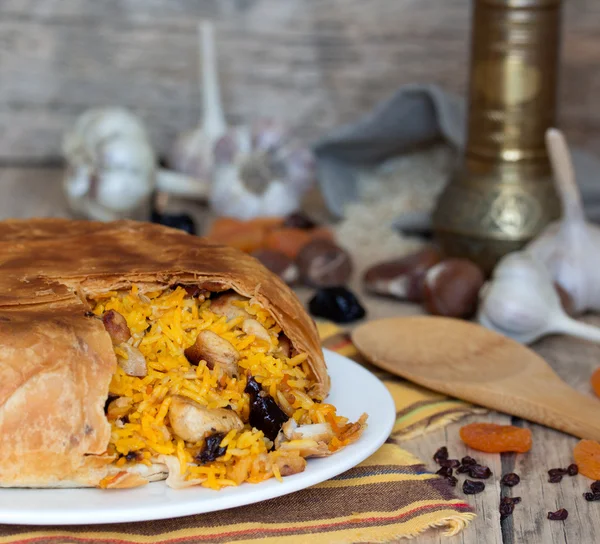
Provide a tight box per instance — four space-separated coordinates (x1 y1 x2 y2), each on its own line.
1 0 599 164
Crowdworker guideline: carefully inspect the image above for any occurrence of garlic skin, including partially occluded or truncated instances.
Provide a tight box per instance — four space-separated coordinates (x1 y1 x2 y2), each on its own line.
526 128 600 315
478 251 600 345
62 108 156 221
210 122 315 219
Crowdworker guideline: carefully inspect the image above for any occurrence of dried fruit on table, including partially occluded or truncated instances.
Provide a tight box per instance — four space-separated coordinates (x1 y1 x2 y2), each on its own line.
591 481 600 494
463 479 485 495
547 508 568 521
573 440 600 479
591 367 600 398
499 496 521 519
433 446 449 464
459 423 532 453
500 473 521 487
567 463 578 476
468 464 492 479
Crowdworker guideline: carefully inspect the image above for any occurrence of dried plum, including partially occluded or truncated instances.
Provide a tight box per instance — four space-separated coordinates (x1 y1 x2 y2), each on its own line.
548 468 568 477
433 447 449 464
151 209 196 235
308 287 366 323
456 464 471 474
547 508 568 521
567 463 579 476
463 480 485 495
440 459 460 469
584 492 600 502
245 376 289 441
591 481 600 494
500 473 520 487
436 466 453 478
196 433 227 464
548 474 563 483
499 496 521 519
460 456 477 467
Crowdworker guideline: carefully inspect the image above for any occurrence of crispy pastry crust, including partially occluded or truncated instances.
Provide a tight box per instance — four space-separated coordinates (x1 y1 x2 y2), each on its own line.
0 219 328 487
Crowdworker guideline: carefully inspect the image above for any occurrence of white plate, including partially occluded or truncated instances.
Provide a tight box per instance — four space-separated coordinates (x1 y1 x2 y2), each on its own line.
0 349 395 525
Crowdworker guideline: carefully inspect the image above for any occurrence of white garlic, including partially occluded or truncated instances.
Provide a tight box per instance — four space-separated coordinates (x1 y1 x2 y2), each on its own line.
63 108 207 221
526 128 600 315
478 251 600 345
167 21 227 181
210 122 315 219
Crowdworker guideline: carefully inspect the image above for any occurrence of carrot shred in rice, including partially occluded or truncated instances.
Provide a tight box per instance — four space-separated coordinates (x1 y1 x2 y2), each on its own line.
91 286 366 489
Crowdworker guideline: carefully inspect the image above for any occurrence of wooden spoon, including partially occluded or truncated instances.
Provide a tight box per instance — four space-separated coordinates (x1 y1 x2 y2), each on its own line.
352 316 600 440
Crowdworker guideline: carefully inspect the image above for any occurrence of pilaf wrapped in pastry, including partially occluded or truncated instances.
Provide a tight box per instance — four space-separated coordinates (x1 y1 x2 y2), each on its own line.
0 219 367 489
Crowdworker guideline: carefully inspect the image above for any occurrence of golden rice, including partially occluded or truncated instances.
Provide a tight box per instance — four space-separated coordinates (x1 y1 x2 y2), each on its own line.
90 285 365 490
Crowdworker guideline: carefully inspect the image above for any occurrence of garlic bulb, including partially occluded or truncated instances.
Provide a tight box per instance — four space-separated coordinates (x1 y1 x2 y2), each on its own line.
63 108 156 220
167 21 226 181
210 121 315 219
478 251 600 345
63 108 207 222
526 128 600 315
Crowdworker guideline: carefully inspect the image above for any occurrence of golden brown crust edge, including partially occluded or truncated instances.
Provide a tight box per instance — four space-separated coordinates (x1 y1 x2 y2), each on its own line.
0 219 329 488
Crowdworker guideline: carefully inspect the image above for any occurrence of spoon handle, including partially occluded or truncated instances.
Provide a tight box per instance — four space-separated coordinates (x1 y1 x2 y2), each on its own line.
555 316 600 344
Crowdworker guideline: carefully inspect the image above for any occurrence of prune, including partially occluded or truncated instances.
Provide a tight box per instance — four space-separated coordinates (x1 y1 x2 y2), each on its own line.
151 210 196 235
591 481 600 494
195 433 227 464
584 492 600 502
463 480 485 495
433 446 449 464
308 287 366 323
456 464 471 474
500 473 521 487
460 456 477 467
459 423 532 453
574 440 600 479
548 474 563 484
567 463 579 476
245 376 289 441
283 212 317 230
468 464 492 479
547 508 568 521
436 466 453 478
548 468 568 477
499 496 521 520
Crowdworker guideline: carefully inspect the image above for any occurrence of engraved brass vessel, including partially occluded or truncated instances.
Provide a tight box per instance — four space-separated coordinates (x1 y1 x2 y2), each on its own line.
433 0 562 273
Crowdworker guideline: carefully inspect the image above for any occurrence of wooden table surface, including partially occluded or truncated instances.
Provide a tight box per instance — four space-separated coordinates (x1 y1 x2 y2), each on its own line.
2 166 600 543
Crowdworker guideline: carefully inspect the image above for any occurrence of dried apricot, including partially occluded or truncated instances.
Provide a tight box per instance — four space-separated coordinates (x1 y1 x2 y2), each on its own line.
459 423 532 453
264 228 314 259
590 368 600 398
574 440 600 479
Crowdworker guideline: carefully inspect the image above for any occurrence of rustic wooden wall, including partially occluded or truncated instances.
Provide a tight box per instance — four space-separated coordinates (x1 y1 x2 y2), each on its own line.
1 0 599 164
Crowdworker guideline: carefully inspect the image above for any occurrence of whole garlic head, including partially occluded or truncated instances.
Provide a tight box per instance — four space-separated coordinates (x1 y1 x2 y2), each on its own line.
210 121 315 220
63 108 156 220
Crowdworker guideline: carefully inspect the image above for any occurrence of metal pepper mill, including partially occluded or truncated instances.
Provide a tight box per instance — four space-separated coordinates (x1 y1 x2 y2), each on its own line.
433 0 562 273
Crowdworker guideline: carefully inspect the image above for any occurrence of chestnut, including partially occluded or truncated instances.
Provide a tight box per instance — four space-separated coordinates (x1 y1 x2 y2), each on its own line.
423 259 485 318
252 249 299 285
297 239 353 288
363 247 442 302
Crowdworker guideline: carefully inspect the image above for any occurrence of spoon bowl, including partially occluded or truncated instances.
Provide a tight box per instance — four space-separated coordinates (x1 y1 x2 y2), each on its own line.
352 316 600 440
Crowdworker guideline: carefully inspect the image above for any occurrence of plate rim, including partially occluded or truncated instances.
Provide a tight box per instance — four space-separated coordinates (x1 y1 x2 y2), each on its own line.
0 348 395 525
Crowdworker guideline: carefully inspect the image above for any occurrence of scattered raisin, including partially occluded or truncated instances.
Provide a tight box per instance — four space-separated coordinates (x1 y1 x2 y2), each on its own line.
460 423 532 453
548 468 568 477
447 476 458 487
469 464 492 479
548 474 563 483
501 473 521 487
461 456 477 467
567 463 579 476
440 459 460 469
499 496 521 520
433 447 449 464
591 481 600 494
463 480 485 495
436 466 453 478
547 509 568 521
584 492 600 502
457 464 471 474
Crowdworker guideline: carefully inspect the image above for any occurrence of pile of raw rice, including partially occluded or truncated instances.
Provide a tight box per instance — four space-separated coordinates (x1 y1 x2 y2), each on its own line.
90 285 366 490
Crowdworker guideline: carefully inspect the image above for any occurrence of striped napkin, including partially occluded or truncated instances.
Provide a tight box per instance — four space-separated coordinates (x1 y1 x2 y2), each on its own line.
0 325 480 544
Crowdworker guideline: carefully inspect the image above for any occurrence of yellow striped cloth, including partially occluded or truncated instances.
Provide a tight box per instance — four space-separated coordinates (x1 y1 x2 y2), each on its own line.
0 324 482 544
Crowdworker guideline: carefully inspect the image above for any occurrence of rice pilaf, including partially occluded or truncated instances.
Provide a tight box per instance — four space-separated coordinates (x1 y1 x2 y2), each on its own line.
90 285 367 490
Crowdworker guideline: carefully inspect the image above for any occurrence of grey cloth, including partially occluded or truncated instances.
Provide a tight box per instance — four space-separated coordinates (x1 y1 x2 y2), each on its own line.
313 84 600 222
